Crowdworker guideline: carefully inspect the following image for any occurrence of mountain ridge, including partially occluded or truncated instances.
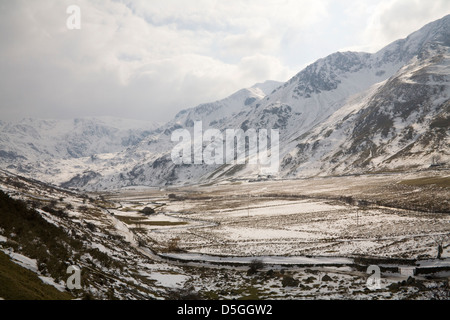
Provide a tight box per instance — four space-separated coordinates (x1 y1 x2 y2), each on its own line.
0 14 449 190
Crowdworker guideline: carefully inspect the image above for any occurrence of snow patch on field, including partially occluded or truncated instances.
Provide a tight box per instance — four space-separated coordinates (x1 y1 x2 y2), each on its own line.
145 272 188 288
2 250 39 273
38 276 66 292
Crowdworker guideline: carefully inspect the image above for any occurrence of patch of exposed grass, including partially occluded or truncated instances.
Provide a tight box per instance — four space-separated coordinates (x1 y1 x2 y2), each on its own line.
0 191 85 282
399 176 450 188
143 221 188 226
116 215 188 227
114 215 147 224
237 286 263 300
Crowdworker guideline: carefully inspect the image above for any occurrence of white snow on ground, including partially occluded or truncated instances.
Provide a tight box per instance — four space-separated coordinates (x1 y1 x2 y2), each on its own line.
106 214 137 245
133 176 450 259
163 202 198 212
210 200 346 218
91 242 113 255
1 168 449 300
0 235 6 243
214 227 322 240
2 250 38 273
145 272 188 288
38 276 66 292
35 209 63 227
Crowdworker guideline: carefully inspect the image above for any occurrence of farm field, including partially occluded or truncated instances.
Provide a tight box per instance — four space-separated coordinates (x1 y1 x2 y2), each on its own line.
106 171 450 262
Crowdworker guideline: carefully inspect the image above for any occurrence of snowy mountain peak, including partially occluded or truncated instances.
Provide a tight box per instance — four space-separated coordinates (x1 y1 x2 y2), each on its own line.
269 14 450 104
251 80 284 95
1 15 449 190
0 117 159 165
374 14 450 65
171 80 283 130
285 51 372 99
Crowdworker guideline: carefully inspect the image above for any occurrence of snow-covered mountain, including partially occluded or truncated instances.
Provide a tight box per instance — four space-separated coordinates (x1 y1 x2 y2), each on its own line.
0 117 159 178
281 46 450 177
1 15 449 190
57 80 284 189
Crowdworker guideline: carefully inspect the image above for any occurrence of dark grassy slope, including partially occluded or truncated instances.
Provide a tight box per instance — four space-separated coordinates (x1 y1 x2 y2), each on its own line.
0 190 81 299
0 251 73 300
0 191 84 283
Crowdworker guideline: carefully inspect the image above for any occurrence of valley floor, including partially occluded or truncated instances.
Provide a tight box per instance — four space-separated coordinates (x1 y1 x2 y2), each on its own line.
108 170 450 259
0 169 449 300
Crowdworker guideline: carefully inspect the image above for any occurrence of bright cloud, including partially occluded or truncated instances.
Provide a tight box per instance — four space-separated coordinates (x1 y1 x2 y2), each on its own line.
366 0 450 50
0 0 449 123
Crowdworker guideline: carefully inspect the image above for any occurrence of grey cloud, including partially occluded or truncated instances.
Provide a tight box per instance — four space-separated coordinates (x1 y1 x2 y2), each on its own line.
1 0 447 124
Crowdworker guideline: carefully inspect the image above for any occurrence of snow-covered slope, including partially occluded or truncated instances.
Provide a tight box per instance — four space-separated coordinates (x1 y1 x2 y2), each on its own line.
57 81 284 189
0 117 159 178
281 44 450 177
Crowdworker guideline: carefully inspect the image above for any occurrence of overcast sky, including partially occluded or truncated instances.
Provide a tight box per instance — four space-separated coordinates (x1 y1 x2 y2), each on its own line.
1 0 449 123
